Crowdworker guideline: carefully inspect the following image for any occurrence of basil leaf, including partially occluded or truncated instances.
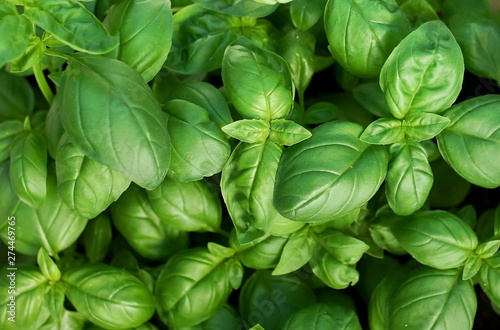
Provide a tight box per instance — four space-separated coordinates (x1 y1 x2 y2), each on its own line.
103 0 173 82
37 248 61 281
392 210 478 269
303 102 339 125
56 134 131 219
222 37 294 121
315 229 370 264
45 95 65 159
155 247 243 328
0 14 32 68
63 263 156 329
0 71 34 121
147 177 222 232
0 266 51 330
282 302 362 330
164 99 230 182
222 119 270 143
428 157 471 208
0 120 23 162
385 140 433 216
462 253 482 280
192 0 278 17
110 184 189 260
9 35 46 73
360 118 404 145
24 0 118 54
269 119 312 146
0 161 20 216
274 121 389 223
437 95 500 188
380 20 464 119
273 226 315 275
309 248 360 290
290 0 327 31
239 270 316 330
352 82 392 118
230 231 288 269
83 214 112 263
325 0 410 77
400 0 439 27
480 252 500 308
59 54 170 190
402 112 450 141
222 141 302 244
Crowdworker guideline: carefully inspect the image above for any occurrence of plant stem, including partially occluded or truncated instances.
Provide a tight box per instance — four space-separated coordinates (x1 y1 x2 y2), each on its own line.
33 63 54 105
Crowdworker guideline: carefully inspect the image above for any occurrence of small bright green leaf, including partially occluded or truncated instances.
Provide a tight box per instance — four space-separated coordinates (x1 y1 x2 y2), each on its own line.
222 37 294 120
274 121 389 223
24 0 118 54
192 0 278 17
56 134 131 219
315 229 370 264
380 20 464 119
208 242 235 259
63 263 155 329
369 212 407 255
437 95 500 188
0 71 34 121
10 35 46 73
0 14 32 68
273 226 315 275
282 302 362 330
360 118 404 145
480 252 500 307
476 240 500 259
309 248 359 290
392 210 478 269
269 119 311 146
462 253 482 280
37 248 61 281
222 119 270 143
385 140 433 216
325 0 411 77
59 54 170 190
103 0 173 82
249 325 265 330
230 232 288 269
290 0 328 31
403 112 451 141
147 177 222 232
83 214 112 263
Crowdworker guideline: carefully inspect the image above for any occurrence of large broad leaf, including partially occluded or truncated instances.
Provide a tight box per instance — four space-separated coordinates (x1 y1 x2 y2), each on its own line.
0 267 51 330
155 247 243 328
480 251 500 308
59 54 170 190
222 37 294 120
437 95 500 188
110 184 189 260
192 0 278 17
147 177 222 232
56 134 131 219
163 99 231 182
3 170 87 256
282 302 362 330
385 140 433 216
392 210 478 269
380 20 464 119
324 0 410 77
63 263 156 329
274 121 388 223
290 0 328 31
103 0 173 82
221 141 303 244
24 0 117 54
0 14 32 68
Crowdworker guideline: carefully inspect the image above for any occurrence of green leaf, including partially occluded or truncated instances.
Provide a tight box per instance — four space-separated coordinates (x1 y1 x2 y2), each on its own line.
392 210 478 269
45 282 66 322
103 0 173 82
83 214 112 263
147 177 222 232
0 14 32 68
403 112 451 141
222 119 270 143
282 302 362 330
269 119 311 146
274 121 389 223
315 229 370 265
476 240 500 259
37 248 61 281
55 134 131 219
273 226 315 275
63 263 155 329
222 37 294 120
239 270 316 330
24 0 118 54
290 0 328 31
380 20 464 119
462 253 482 280
325 0 411 77
385 140 433 216
437 95 500 188
9 131 47 208
0 266 50 330
192 0 278 17
164 99 231 182
480 252 500 307
303 102 339 125
369 209 407 255
155 247 243 328
221 141 303 244
456 204 477 229
59 54 170 190
309 248 360 290
352 82 392 118
10 35 46 73
495 205 500 238
0 71 34 121
45 95 65 159
360 118 404 145
230 232 288 269
110 184 189 260
208 242 236 259
0 120 23 162
0 161 20 216
400 0 439 27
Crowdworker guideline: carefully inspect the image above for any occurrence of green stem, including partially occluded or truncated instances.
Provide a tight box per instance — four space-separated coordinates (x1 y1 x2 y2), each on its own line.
33 63 54 105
